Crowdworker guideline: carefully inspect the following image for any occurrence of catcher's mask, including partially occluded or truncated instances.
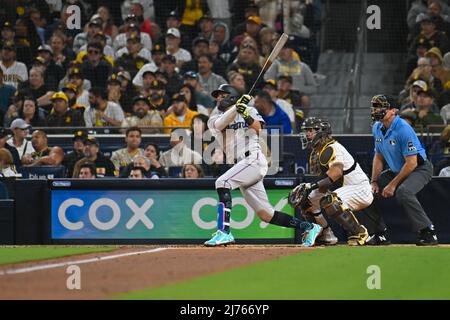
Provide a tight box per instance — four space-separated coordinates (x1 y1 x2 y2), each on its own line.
212 84 240 111
371 94 396 123
299 117 332 150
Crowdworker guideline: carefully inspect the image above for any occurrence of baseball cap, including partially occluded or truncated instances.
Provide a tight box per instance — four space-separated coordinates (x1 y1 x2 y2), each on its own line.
167 10 179 19
149 80 165 90
192 36 209 47
412 80 428 91
183 71 198 79
278 73 293 83
62 84 78 94
2 40 16 51
10 118 31 130
87 41 103 52
284 36 297 50
247 15 262 25
162 54 176 64
37 44 53 55
263 79 277 89
117 70 131 81
73 130 88 142
142 70 156 78
0 128 9 138
85 136 99 146
133 95 150 105
34 56 46 65
166 28 181 38
93 31 107 41
69 67 83 78
152 43 164 54
2 21 13 30
107 73 121 85
88 19 102 28
172 93 187 103
51 92 69 103
425 47 443 62
417 87 436 98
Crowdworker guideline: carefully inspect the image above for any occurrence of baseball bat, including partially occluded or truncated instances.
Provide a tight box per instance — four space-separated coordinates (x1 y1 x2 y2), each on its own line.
247 32 289 96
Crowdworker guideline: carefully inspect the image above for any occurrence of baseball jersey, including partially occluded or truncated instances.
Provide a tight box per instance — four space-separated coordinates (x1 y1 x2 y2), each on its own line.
1 61 28 88
208 106 265 164
312 140 369 187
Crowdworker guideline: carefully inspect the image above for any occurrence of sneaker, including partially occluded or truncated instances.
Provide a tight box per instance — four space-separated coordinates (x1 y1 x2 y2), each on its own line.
416 230 438 246
366 232 391 246
347 225 369 246
316 226 338 245
301 223 323 247
204 230 235 247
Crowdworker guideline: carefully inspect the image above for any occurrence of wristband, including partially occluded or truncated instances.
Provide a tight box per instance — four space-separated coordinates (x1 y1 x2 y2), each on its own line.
310 176 333 190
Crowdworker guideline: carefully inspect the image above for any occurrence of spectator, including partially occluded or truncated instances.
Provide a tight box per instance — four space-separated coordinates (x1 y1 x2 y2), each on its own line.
46 92 85 130
84 87 125 129
163 93 199 134
35 44 65 91
228 71 246 95
401 80 440 114
122 1 155 26
1 21 15 49
159 129 203 168
14 17 41 66
150 43 165 68
208 39 228 78
227 42 262 92
13 97 46 127
147 80 171 115
180 84 209 115
159 55 184 97
441 103 450 124
0 128 20 168
80 42 113 90
44 3 82 45
277 73 305 126
78 31 116 61
7 118 34 159
259 27 278 61
264 37 318 97
197 15 215 41
0 67 15 123
182 163 204 178
58 61 91 92
111 127 144 171
73 19 110 53
190 113 210 152
232 15 263 48
231 3 260 38
165 28 192 68
78 162 97 179
21 130 64 167
405 57 443 99
72 137 115 178
0 41 28 89
425 47 450 90
129 2 153 36
114 19 153 52
17 67 52 111
62 84 86 112
143 143 166 177
66 66 90 108
407 0 450 30
254 91 292 134
120 154 156 178
213 22 234 63
96 6 119 40
183 71 215 109
0 148 18 177
403 87 445 132
50 31 75 72
414 1 450 36
261 79 296 128
121 94 163 133
406 36 433 77
62 130 87 178
197 54 227 96
106 74 123 111
129 166 147 179
116 34 151 79
116 70 137 115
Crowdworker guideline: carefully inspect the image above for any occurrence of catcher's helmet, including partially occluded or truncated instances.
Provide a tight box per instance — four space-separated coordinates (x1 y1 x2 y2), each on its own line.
211 84 240 111
370 94 397 122
299 117 332 149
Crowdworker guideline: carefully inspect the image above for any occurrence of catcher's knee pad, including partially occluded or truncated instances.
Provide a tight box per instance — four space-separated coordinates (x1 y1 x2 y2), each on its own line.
319 193 365 237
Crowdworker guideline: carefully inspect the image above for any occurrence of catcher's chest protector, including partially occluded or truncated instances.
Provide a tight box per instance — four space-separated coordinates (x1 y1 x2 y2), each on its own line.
309 140 345 189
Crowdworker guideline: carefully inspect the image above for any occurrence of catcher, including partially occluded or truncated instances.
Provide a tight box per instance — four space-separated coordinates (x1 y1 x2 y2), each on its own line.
288 117 371 246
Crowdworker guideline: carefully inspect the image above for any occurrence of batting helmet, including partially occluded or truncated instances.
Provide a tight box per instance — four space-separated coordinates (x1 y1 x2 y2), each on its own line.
211 84 240 111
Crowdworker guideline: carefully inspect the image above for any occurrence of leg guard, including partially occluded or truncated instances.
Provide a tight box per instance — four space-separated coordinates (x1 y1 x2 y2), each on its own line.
320 193 368 245
217 188 232 233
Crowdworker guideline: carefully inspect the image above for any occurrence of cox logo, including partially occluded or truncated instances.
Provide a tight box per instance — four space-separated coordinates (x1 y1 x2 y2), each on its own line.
192 197 289 230
58 198 154 231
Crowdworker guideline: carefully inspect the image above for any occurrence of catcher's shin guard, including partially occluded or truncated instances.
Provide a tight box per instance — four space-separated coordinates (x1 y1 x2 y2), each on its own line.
319 193 368 245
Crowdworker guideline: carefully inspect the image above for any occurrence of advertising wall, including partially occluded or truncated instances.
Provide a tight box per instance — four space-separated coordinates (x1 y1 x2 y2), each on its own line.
50 180 296 241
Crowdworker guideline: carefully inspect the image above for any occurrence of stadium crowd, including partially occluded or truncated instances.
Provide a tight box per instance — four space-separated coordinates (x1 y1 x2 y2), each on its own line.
0 0 321 179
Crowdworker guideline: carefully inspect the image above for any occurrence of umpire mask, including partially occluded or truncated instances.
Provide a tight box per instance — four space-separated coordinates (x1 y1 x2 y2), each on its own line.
371 94 395 123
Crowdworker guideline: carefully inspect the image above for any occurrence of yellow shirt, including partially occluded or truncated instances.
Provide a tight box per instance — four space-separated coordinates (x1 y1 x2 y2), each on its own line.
163 109 198 134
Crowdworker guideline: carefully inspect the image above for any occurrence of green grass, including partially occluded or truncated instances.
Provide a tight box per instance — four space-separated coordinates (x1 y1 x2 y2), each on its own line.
0 246 116 266
117 246 450 300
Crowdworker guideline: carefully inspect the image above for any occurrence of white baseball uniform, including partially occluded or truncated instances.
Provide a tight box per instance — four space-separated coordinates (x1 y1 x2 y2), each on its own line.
308 141 373 212
208 105 274 214
1 61 28 89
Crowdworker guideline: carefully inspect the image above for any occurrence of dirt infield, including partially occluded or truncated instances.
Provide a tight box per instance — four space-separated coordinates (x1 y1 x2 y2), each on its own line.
0 245 309 300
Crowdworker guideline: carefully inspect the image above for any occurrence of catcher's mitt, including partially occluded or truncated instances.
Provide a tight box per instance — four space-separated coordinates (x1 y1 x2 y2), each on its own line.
288 183 312 208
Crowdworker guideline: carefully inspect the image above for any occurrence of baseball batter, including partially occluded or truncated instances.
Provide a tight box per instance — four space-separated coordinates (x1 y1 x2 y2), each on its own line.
204 84 322 246
288 117 371 246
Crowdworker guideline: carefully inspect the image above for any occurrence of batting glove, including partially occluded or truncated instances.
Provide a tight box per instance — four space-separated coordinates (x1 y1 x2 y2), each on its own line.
236 103 250 118
236 94 252 105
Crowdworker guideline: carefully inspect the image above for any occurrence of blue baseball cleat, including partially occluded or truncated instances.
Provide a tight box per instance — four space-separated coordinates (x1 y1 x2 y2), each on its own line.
204 230 235 247
301 223 323 247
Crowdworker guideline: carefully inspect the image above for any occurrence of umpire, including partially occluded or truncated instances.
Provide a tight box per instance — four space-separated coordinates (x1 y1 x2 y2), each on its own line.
370 95 438 246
